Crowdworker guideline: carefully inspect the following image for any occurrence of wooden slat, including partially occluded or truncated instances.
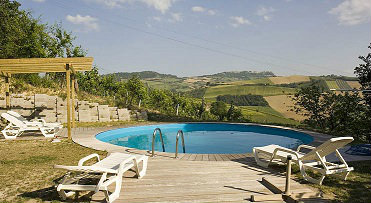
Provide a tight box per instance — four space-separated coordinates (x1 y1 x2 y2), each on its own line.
0 57 93 73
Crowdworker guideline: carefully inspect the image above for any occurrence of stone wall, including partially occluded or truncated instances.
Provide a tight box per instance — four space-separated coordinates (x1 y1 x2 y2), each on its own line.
0 94 147 123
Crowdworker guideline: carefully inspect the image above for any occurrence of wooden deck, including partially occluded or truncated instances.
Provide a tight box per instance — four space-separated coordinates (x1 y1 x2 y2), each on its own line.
90 156 319 203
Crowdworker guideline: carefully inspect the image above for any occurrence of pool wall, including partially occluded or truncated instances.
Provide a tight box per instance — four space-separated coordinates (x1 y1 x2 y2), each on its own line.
96 123 313 153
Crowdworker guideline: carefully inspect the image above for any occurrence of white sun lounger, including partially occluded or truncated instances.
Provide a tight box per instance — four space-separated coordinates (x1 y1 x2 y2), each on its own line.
54 153 148 203
1 112 61 139
7 110 62 129
253 137 354 185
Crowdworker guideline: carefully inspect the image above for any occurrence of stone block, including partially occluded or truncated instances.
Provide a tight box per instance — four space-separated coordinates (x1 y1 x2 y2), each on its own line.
78 110 91 122
118 108 131 121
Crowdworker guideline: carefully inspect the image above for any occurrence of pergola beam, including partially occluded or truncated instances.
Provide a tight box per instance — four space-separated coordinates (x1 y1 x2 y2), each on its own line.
0 57 93 73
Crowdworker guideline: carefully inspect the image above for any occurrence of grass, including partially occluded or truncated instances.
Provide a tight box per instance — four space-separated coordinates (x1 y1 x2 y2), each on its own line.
72 120 149 128
240 106 300 125
0 139 107 203
204 85 297 100
272 161 371 203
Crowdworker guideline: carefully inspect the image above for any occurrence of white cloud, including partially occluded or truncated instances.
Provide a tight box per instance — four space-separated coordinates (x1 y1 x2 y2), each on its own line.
329 0 371 25
256 6 275 21
191 6 217 15
153 16 162 22
230 16 251 27
84 0 175 13
192 6 205 12
169 12 182 22
207 9 217 16
66 14 99 32
33 0 45 2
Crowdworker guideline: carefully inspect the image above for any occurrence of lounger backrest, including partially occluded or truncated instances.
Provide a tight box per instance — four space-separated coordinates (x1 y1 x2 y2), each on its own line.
7 111 28 122
302 137 354 161
1 113 27 128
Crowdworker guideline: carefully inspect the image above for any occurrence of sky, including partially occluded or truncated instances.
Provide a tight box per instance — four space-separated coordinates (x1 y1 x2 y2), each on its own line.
19 0 371 77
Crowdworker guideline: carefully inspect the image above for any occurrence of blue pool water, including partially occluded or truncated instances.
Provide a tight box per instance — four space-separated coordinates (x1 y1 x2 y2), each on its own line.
96 123 313 154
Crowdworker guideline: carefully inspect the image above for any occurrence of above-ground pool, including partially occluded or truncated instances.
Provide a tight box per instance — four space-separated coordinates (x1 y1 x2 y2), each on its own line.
96 123 313 154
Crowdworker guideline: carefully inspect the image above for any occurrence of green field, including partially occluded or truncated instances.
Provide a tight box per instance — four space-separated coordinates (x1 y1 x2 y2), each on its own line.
204 85 297 100
144 78 191 92
229 78 273 85
240 106 300 125
325 80 339 90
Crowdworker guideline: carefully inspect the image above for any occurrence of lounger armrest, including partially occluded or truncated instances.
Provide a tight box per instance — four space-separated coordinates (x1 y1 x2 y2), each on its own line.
273 148 301 160
297 144 316 152
78 153 100 166
54 165 117 174
118 156 136 173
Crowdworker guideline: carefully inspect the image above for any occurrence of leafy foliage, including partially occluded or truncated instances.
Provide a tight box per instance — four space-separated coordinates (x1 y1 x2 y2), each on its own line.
354 43 371 107
226 103 243 121
292 85 370 142
210 101 228 121
216 94 269 106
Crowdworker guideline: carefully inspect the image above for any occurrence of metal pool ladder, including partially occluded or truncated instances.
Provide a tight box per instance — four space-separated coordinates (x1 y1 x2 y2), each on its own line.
151 128 165 157
175 130 185 158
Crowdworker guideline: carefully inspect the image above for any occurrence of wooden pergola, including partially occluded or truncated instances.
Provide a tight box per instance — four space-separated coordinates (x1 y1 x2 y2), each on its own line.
0 57 93 139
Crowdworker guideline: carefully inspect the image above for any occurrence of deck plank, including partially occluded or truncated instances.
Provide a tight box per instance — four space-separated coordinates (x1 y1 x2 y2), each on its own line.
90 158 316 203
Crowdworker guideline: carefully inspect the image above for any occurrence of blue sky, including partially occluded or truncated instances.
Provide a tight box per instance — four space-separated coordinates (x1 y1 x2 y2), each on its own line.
19 0 371 77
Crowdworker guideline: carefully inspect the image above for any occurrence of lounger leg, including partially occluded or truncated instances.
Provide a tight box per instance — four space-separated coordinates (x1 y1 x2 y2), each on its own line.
133 156 148 178
40 128 56 138
299 164 326 185
57 185 76 200
253 148 270 168
1 128 21 139
104 176 122 203
343 171 350 180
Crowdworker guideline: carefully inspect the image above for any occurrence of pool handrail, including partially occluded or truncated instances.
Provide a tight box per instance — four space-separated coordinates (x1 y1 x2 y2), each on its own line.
175 130 185 158
152 128 165 157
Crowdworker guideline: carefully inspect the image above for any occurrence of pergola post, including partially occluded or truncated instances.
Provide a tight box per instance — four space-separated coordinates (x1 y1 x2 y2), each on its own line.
5 74 11 109
66 64 72 139
71 73 76 128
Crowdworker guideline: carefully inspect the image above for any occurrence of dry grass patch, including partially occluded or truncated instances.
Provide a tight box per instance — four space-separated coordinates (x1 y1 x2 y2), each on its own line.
347 81 362 89
269 75 310 84
0 139 107 203
264 95 306 121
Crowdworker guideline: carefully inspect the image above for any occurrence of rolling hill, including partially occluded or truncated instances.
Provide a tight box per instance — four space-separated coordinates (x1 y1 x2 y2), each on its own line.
105 70 361 124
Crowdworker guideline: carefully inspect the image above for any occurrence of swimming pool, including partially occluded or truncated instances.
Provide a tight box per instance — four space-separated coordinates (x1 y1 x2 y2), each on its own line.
96 123 313 154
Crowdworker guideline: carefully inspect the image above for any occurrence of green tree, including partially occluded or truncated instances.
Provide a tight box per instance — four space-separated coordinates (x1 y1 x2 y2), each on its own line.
292 85 370 142
226 102 242 121
210 101 227 121
354 43 371 107
126 75 147 106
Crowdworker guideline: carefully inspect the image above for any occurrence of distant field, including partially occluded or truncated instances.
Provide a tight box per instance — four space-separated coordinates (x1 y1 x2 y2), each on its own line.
347 81 361 89
229 78 273 85
240 106 300 125
325 80 339 90
269 75 310 84
336 79 352 89
204 85 297 100
144 79 191 92
264 95 306 121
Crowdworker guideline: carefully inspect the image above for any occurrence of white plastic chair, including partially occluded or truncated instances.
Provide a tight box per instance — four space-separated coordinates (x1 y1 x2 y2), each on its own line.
1 113 60 139
253 137 354 185
7 110 62 129
54 153 148 203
